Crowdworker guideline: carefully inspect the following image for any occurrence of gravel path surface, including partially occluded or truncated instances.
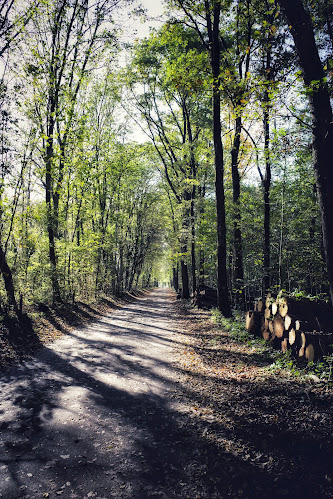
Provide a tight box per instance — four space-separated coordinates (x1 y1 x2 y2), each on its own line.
0 288 197 499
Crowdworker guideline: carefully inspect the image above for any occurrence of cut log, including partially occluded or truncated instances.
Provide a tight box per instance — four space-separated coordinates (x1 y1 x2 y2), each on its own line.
262 328 275 341
303 332 333 362
276 294 333 331
194 285 217 309
281 337 288 353
245 310 263 336
298 332 307 358
279 301 288 318
289 328 296 345
257 299 264 313
264 307 271 319
262 329 271 341
289 328 303 357
284 314 292 331
245 310 253 331
271 301 278 316
305 344 315 363
295 318 323 332
265 292 274 308
295 320 309 331
273 314 285 338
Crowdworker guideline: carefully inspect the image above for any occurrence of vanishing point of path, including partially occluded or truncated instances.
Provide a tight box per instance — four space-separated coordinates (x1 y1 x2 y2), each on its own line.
1 288 333 499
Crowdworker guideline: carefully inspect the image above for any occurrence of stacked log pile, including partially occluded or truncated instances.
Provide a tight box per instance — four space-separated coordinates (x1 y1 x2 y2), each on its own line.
246 292 333 362
193 285 217 309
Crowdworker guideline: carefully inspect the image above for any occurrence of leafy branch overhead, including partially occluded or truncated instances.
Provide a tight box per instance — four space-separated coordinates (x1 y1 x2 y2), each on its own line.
0 0 332 333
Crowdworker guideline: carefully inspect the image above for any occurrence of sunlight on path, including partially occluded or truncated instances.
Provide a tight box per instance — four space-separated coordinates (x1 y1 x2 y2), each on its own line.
0 289 186 499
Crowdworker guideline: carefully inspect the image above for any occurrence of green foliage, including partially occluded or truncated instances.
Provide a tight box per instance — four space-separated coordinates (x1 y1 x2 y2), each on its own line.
267 349 301 376
0 0 331 323
211 308 251 342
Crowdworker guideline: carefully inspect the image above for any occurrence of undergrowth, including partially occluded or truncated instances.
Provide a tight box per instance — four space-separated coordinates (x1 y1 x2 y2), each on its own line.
211 308 333 385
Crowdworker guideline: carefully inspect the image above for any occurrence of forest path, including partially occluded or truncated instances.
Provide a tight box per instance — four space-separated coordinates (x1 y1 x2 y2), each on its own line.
0 288 198 499
2 289 332 499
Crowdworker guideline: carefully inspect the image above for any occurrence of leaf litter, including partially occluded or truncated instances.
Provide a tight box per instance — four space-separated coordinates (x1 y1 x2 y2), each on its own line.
171 298 333 498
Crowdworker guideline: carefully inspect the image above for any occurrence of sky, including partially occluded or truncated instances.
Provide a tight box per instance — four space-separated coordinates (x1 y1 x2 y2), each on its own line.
117 0 167 71
141 0 165 18
126 0 166 40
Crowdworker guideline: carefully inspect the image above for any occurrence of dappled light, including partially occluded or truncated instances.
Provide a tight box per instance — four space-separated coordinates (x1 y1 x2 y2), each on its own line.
1 289 332 498
0 0 333 497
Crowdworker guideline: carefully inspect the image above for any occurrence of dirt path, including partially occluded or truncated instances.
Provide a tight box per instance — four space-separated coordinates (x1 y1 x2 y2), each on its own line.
1 289 332 499
0 289 192 499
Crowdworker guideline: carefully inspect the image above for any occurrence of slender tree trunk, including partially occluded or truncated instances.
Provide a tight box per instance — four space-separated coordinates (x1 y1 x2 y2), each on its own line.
173 265 179 291
52 139 66 238
231 114 244 306
199 249 205 285
181 255 190 299
198 185 206 286
277 0 333 305
208 2 231 316
262 89 271 296
45 133 61 304
180 202 190 298
0 243 19 316
186 106 198 296
191 198 197 294
116 245 124 295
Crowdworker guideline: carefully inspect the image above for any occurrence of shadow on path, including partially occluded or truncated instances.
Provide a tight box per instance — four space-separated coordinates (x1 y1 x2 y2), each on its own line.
1 289 331 498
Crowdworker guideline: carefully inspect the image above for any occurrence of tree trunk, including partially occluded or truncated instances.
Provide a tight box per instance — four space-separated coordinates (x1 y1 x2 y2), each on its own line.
231 114 244 306
45 135 61 304
180 202 190 298
277 0 333 307
186 109 197 296
191 198 197 295
0 243 19 316
262 88 271 296
208 1 231 317
181 254 190 299
173 265 179 291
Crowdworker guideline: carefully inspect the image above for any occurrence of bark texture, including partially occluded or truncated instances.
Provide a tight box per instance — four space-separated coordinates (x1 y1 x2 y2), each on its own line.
206 0 231 316
277 0 333 306
0 243 19 315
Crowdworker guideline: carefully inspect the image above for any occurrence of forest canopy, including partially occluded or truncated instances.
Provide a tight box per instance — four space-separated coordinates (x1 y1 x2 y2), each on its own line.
0 0 332 317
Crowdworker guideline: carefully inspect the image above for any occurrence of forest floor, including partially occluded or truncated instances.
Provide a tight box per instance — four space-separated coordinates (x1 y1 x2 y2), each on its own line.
0 288 332 498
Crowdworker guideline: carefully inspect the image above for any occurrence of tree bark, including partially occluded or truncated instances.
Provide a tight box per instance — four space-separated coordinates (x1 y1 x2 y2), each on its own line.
186 107 197 296
173 265 179 291
277 0 333 306
0 243 19 316
191 198 197 294
207 0 231 316
181 255 190 299
231 114 244 306
262 90 271 296
45 132 61 304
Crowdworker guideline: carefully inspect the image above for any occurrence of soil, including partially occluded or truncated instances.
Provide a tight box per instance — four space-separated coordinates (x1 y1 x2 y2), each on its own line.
0 288 332 498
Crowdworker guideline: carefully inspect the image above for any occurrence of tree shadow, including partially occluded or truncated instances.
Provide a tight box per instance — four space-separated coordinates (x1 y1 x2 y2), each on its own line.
3 313 42 357
1 289 332 498
1 344 306 499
